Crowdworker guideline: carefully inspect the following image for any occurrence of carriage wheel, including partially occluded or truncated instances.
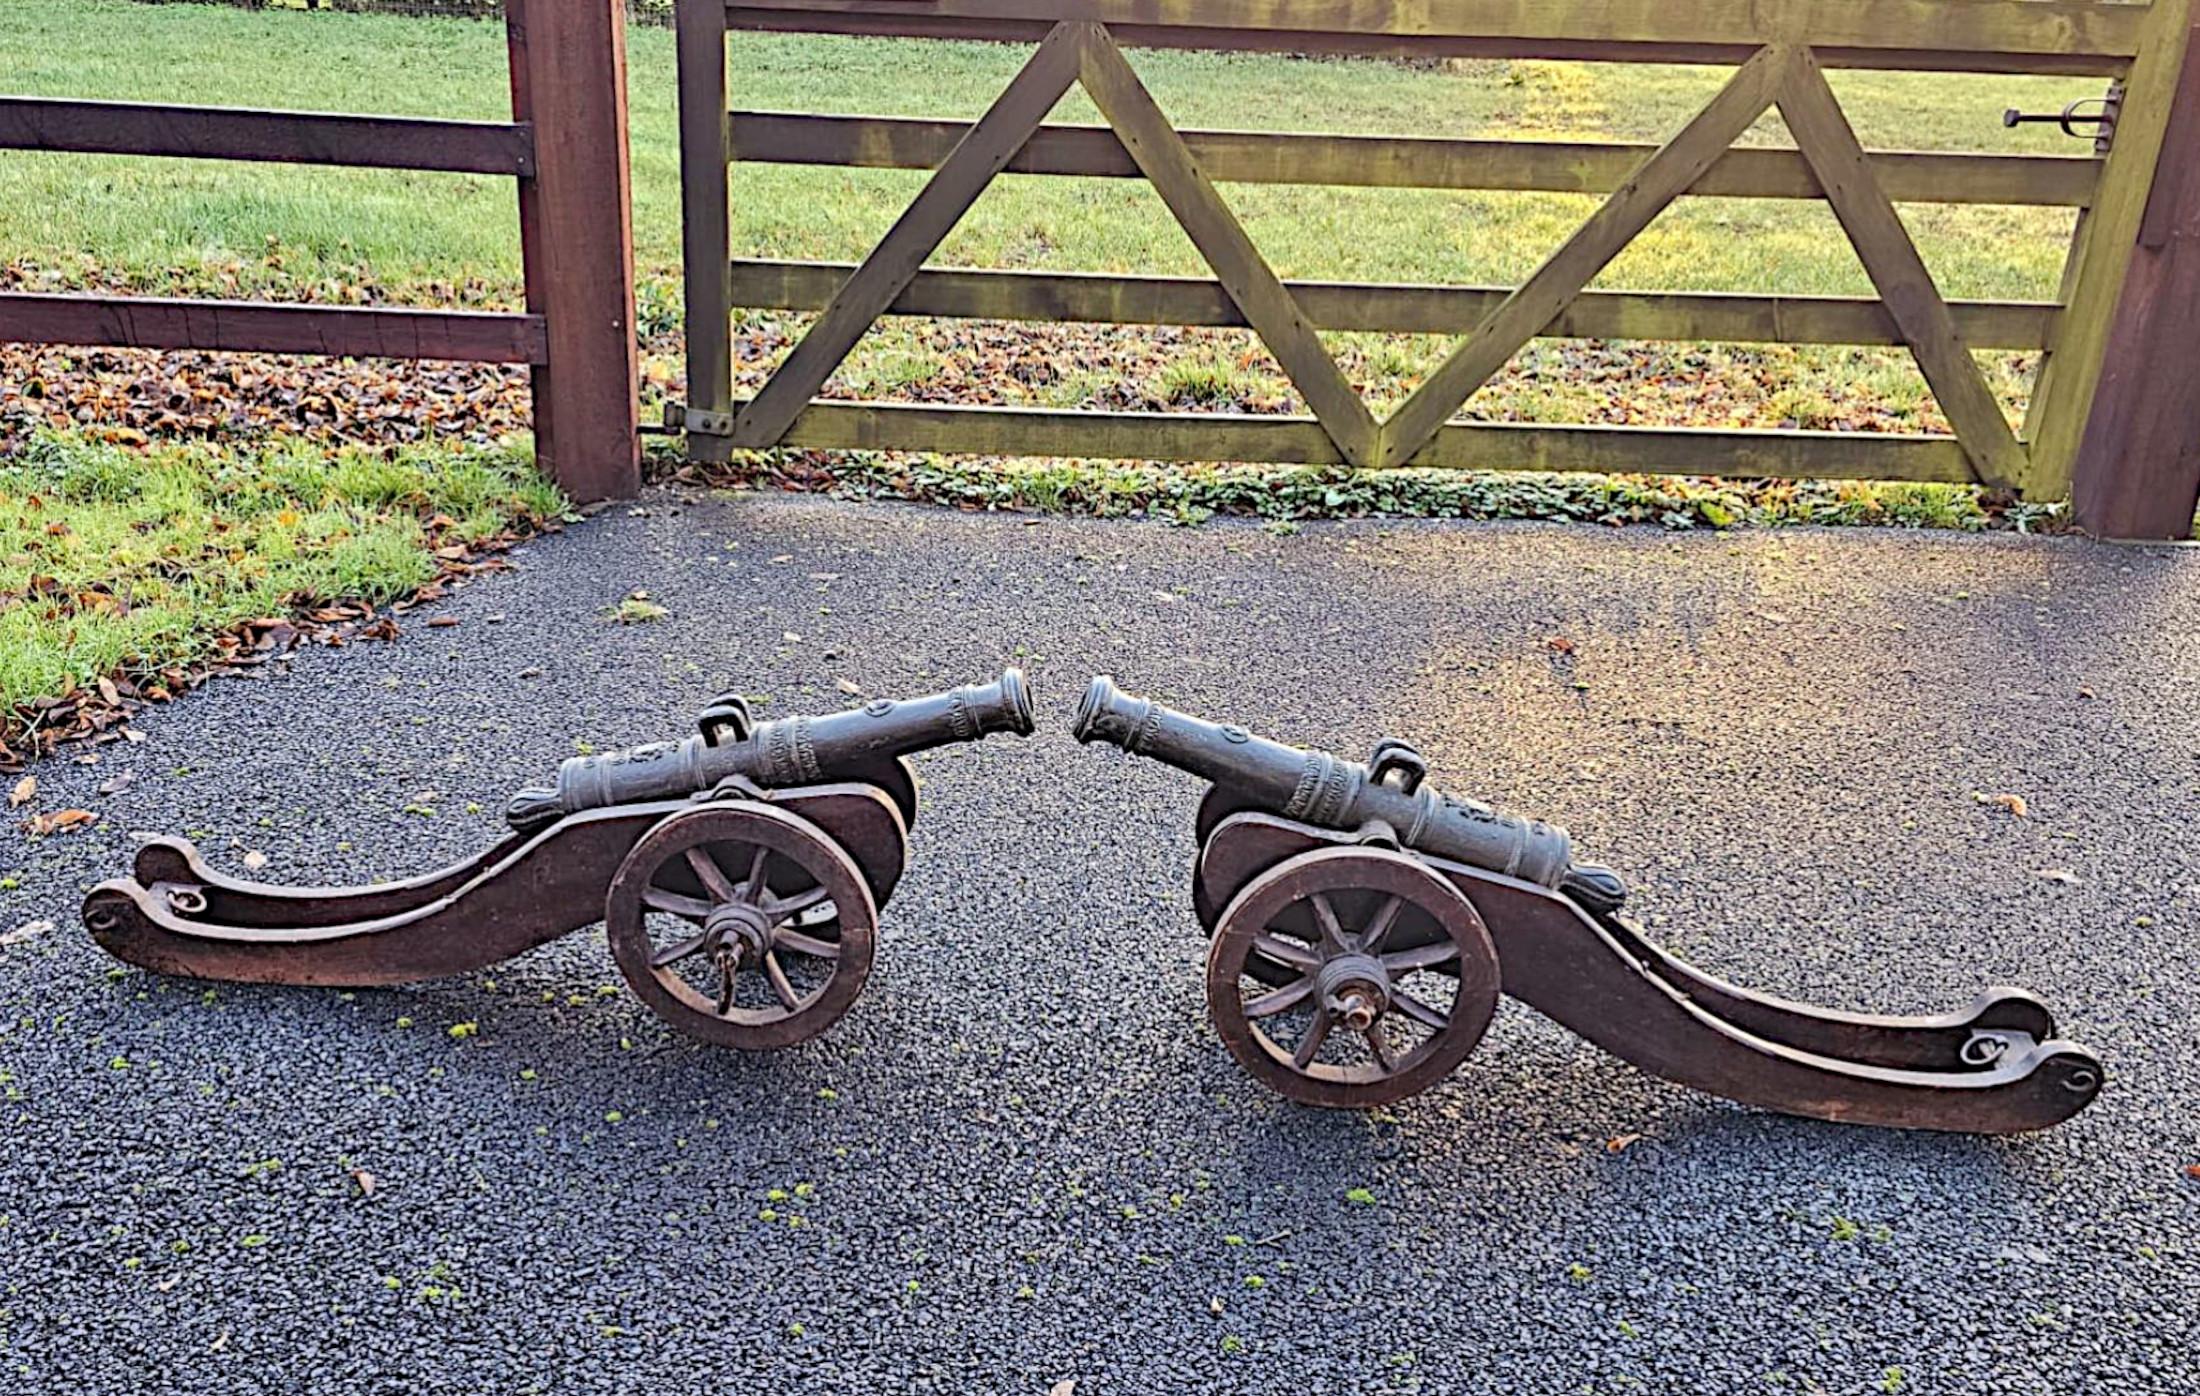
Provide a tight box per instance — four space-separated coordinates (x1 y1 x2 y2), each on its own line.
606 803 877 1049
1207 845 1500 1108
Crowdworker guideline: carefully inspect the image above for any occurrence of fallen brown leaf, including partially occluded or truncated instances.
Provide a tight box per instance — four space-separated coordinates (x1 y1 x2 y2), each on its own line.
1605 1133 1644 1154
425 616 461 629
24 808 95 836
1980 792 2030 818
350 1169 377 1198
1 919 56 946
1547 635 1577 655
7 775 33 808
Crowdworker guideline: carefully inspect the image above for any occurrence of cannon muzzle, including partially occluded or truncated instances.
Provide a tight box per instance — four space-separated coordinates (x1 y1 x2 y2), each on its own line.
507 668 1034 833
1075 675 1602 898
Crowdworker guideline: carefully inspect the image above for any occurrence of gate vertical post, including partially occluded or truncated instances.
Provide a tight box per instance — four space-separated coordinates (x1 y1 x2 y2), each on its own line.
2020 0 2194 504
2072 15 2200 540
508 0 641 502
677 0 736 464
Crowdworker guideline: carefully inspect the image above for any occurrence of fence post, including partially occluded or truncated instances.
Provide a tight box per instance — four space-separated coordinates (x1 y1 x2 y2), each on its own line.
676 0 736 464
507 0 641 503
2071 17 2200 540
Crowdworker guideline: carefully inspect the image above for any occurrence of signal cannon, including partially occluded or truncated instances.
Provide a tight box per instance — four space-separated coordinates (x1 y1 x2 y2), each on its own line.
83 671 1035 1048
1073 676 2101 1133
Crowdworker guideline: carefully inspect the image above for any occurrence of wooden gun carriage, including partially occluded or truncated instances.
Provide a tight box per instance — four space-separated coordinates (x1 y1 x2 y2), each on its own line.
1073 677 2102 1133
83 670 1035 1048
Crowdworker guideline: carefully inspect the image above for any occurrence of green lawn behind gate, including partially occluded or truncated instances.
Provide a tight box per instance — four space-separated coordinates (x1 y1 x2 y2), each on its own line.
2 0 2098 300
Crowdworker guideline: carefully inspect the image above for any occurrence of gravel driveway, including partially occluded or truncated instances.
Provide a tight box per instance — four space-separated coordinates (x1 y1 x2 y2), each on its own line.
3 492 2194 1394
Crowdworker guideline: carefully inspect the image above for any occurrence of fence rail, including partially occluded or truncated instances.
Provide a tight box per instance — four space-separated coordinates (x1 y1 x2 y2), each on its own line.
0 96 535 175
730 111 2103 204
727 260 2062 349
0 292 548 362
0 0 637 501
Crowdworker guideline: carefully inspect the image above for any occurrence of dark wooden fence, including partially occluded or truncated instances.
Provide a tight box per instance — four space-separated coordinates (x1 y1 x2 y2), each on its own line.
0 0 640 502
674 0 2200 537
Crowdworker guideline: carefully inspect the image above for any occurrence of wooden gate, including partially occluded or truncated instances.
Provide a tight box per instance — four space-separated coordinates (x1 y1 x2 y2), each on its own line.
673 0 2195 512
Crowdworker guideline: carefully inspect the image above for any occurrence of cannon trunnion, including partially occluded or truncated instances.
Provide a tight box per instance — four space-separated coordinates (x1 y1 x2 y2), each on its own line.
1075 677 2101 1133
83 670 1036 1050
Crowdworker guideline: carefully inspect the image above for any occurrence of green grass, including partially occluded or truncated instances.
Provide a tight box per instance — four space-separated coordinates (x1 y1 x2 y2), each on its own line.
699 445 2061 533
0 431 563 731
0 0 2099 300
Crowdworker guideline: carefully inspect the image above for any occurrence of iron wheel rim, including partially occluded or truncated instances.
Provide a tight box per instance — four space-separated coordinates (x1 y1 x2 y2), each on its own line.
1206 845 1499 1108
606 803 877 1049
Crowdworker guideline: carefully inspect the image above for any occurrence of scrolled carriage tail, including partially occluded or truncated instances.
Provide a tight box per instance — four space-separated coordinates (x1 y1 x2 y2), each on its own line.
1070 674 1626 912
507 667 1035 833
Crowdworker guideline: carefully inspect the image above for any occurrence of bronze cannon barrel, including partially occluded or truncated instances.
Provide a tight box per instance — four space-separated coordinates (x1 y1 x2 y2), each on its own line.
1072 675 1585 893
506 668 1034 833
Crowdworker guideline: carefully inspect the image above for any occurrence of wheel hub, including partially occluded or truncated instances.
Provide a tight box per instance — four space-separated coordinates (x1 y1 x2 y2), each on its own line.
703 900 774 963
1315 952 1391 1031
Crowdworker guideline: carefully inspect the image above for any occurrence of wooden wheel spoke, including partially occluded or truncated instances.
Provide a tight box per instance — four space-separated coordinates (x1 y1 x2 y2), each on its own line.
651 929 711 968
610 805 875 1050
1309 893 1350 954
762 951 803 1011
1358 894 1406 954
773 928 841 960
1292 1007 1333 1069
1363 1026 1397 1073
685 847 739 902
643 887 713 921
1243 976 1315 1019
1392 991 1450 1032
738 845 771 903
1207 847 1504 1107
1253 933 1320 971
1382 942 1461 973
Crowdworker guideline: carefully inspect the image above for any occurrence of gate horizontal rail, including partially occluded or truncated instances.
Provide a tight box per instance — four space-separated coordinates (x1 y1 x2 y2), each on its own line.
732 111 2102 205
758 400 1976 481
723 0 2146 75
730 259 2060 349
681 0 2197 504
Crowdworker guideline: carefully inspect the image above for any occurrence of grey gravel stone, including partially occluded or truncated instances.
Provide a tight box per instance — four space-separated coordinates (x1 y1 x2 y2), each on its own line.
1 493 2195 1394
